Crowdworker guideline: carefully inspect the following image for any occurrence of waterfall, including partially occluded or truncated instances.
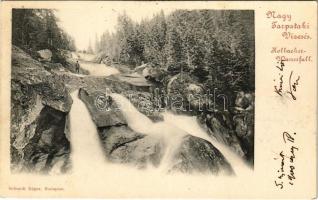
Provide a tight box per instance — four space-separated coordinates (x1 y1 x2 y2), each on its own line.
110 93 251 175
162 112 252 176
110 93 186 172
69 91 251 175
69 90 106 172
110 93 154 134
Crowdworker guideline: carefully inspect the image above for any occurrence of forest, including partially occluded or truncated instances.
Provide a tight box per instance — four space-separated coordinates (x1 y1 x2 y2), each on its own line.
96 10 255 93
12 9 76 63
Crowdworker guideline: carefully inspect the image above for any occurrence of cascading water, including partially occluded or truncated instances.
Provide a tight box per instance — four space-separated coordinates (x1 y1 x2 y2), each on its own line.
110 93 251 175
110 93 154 134
69 90 106 172
110 93 186 172
162 112 252 176
69 90 251 176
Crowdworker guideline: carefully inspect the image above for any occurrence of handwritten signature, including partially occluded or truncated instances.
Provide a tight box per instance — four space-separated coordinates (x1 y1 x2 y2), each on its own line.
274 131 299 189
274 59 300 100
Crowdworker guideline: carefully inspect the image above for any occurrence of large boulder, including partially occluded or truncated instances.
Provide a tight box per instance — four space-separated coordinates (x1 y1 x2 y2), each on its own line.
37 49 52 62
78 88 126 127
78 86 164 168
77 86 164 168
170 135 234 175
185 83 205 110
166 73 206 113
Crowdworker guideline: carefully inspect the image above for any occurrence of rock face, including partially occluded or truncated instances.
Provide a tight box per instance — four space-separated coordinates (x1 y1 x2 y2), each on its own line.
166 73 254 165
11 46 72 173
203 112 245 158
233 91 254 163
235 91 254 110
19 107 70 173
12 46 73 112
198 92 254 165
170 135 234 175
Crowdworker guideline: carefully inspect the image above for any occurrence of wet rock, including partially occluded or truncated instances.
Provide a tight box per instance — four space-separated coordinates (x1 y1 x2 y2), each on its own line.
204 112 245 158
233 91 254 164
32 153 49 173
170 135 234 175
78 88 126 127
98 125 163 169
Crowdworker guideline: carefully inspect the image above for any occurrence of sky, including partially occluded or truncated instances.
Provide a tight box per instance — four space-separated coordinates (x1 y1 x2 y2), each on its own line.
55 7 175 51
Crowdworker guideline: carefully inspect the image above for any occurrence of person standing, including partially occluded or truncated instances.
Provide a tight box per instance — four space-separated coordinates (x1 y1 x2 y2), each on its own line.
75 60 80 73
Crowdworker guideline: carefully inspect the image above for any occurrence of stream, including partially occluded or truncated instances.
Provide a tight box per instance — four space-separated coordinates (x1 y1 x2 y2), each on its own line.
68 53 251 176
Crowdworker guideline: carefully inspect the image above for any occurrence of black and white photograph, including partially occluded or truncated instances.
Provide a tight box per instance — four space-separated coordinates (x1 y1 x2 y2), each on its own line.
10 7 255 176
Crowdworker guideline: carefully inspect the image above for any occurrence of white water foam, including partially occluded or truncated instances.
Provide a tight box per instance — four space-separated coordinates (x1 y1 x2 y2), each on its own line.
70 91 106 173
79 62 119 76
162 112 252 176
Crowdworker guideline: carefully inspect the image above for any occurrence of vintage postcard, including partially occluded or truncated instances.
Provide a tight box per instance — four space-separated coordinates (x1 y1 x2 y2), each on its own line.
0 1 316 198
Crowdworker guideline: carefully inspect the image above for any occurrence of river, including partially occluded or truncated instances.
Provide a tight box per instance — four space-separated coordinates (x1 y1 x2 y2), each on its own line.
72 52 120 76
